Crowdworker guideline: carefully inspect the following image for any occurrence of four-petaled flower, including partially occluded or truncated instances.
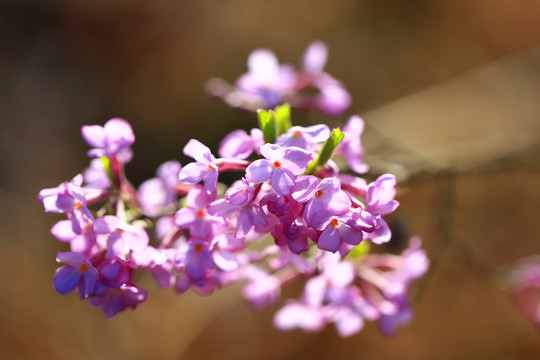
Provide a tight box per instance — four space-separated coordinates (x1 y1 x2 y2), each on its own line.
246 144 312 196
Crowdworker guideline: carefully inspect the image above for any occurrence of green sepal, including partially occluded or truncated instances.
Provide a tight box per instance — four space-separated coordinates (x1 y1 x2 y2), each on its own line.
274 103 292 135
306 128 345 173
100 156 115 183
346 240 370 259
257 109 277 144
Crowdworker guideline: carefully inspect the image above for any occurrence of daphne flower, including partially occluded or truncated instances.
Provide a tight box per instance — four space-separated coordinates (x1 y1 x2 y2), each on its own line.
276 124 330 151
178 139 219 194
246 144 312 196
364 174 400 244
81 118 135 158
53 251 98 299
236 49 296 107
218 128 264 159
89 285 147 318
38 174 95 234
338 115 369 174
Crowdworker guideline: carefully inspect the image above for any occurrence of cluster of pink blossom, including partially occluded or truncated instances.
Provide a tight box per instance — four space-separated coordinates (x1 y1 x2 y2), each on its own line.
206 41 351 115
38 41 429 337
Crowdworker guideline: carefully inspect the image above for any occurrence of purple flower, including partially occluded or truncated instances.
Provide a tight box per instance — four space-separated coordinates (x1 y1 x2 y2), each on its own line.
89 285 147 318
311 212 364 253
38 174 95 234
246 144 312 196
175 239 215 282
97 256 130 289
301 40 328 74
51 219 97 256
81 118 135 158
178 139 219 194
274 302 326 333
131 246 177 288
364 174 400 244
338 115 369 174
314 81 352 116
292 176 351 226
242 267 281 310
175 185 222 239
83 159 112 190
271 219 314 254
138 160 181 217
94 215 149 258
236 49 296 107
211 233 245 272
276 124 330 151
208 179 268 238
218 128 264 159
53 251 98 299
300 41 351 116
378 295 413 337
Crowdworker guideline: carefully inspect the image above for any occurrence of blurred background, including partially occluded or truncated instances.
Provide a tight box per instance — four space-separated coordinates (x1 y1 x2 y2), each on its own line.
1 0 540 359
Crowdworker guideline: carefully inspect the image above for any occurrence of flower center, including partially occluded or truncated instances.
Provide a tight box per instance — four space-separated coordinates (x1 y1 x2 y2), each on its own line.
194 244 204 253
273 161 281 169
293 130 302 139
315 189 324 198
79 263 89 273
331 218 339 229
74 201 83 210
196 208 207 218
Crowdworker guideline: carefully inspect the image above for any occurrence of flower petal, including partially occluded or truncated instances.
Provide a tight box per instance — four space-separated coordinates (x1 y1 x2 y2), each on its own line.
246 159 273 183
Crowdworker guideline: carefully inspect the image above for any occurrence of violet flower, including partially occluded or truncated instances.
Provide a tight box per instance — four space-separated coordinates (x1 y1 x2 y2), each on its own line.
235 49 296 107
83 159 112 190
276 124 330 151
175 239 215 284
38 174 95 234
337 115 369 174
246 144 312 196
175 185 222 239
94 215 149 258
311 212 365 253
89 285 147 318
51 218 97 257
218 128 264 159
208 179 268 238
138 160 181 217
53 251 98 299
178 139 219 194
300 41 351 115
364 174 400 244
292 176 351 226
81 118 135 158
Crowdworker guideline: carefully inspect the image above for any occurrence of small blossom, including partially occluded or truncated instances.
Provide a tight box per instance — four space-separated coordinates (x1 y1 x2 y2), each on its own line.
94 215 149 258
175 185 221 239
246 144 312 196
138 160 181 216
276 124 330 151
293 177 351 226
236 49 296 107
53 251 98 299
218 128 264 159
178 139 219 194
89 285 147 318
338 115 369 174
83 159 112 190
38 174 95 234
81 118 135 158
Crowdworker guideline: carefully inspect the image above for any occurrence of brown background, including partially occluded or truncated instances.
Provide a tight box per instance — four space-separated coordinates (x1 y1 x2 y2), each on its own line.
1 1 540 359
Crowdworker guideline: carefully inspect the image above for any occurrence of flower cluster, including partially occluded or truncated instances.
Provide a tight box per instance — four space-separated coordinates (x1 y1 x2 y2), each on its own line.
206 41 351 116
39 41 428 337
